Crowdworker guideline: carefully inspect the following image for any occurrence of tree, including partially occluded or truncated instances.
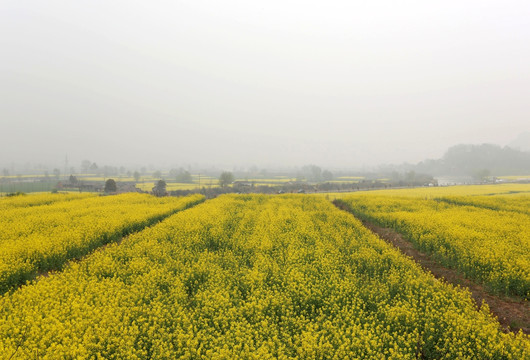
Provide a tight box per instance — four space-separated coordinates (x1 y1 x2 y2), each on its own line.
133 171 141 182
81 160 91 173
301 165 322 183
153 180 167 196
2 168 8 177
102 166 118 178
176 170 193 183
218 172 234 187
322 170 333 181
104 179 117 193
473 168 491 182
153 170 162 179
405 170 416 184
170 168 193 183
53 168 61 179
69 175 78 184
169 168 178 178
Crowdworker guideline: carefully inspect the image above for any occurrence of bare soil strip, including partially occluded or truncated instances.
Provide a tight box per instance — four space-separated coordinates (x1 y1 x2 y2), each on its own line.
333 201 530 335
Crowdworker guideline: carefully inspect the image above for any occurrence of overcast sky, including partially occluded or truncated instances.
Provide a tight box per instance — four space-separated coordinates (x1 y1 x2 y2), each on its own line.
1 0 529 170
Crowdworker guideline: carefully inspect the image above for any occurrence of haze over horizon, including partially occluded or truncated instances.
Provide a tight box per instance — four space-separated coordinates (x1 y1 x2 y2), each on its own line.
1 1 529 169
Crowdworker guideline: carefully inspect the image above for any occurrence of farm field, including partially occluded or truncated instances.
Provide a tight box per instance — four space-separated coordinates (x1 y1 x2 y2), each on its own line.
0 192 95 210
497 175 530 181
335 190 530 299
325 183 530 199
0 181 61 194
136 177 300 192
0 193 204 294
436 194 530 215
136 182 208 192
2 171 375 195
0 194 528 358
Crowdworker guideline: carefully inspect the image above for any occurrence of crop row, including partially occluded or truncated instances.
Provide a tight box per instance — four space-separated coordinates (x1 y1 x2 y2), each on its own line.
436 194 530 215
0 193 204 293
0 195 526 358
336 194 530 298
0 192 95 210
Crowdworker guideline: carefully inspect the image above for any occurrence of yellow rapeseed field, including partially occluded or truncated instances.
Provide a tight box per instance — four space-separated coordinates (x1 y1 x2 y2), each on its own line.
0 192 95 210
324 183 530 199
337 193 530 298
0 193 204 293
436 194 530 215
0 195 527 359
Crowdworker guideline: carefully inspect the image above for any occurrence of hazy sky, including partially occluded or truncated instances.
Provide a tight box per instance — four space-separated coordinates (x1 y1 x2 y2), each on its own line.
1 0 529 169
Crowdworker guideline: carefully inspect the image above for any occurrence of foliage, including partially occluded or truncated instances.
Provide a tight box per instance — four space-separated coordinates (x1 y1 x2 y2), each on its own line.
218 172 234 187
153 180 167 197
176 170 193 183
104 178 117 193
414 143 530 176
472 168 491 182
5 192 25 197
169 168 193 183
322 169 333 181
81 160 91 173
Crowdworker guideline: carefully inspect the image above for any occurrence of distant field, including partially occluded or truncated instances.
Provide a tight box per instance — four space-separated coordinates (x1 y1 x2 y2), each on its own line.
136 182 210 191
0 181 58 194
328 179 360 184
323 183 530 199
240 177 296 183
137 177 300 192
497 175 530 180
336 176 365 180
77 176 137 182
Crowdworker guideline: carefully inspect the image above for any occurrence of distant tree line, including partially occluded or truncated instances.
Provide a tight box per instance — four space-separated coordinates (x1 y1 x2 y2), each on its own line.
297 165 333 183
413 144 530 177
169 168 193 183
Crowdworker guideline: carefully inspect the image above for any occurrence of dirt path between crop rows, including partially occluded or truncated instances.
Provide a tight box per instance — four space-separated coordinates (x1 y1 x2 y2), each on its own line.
333 201 530 335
